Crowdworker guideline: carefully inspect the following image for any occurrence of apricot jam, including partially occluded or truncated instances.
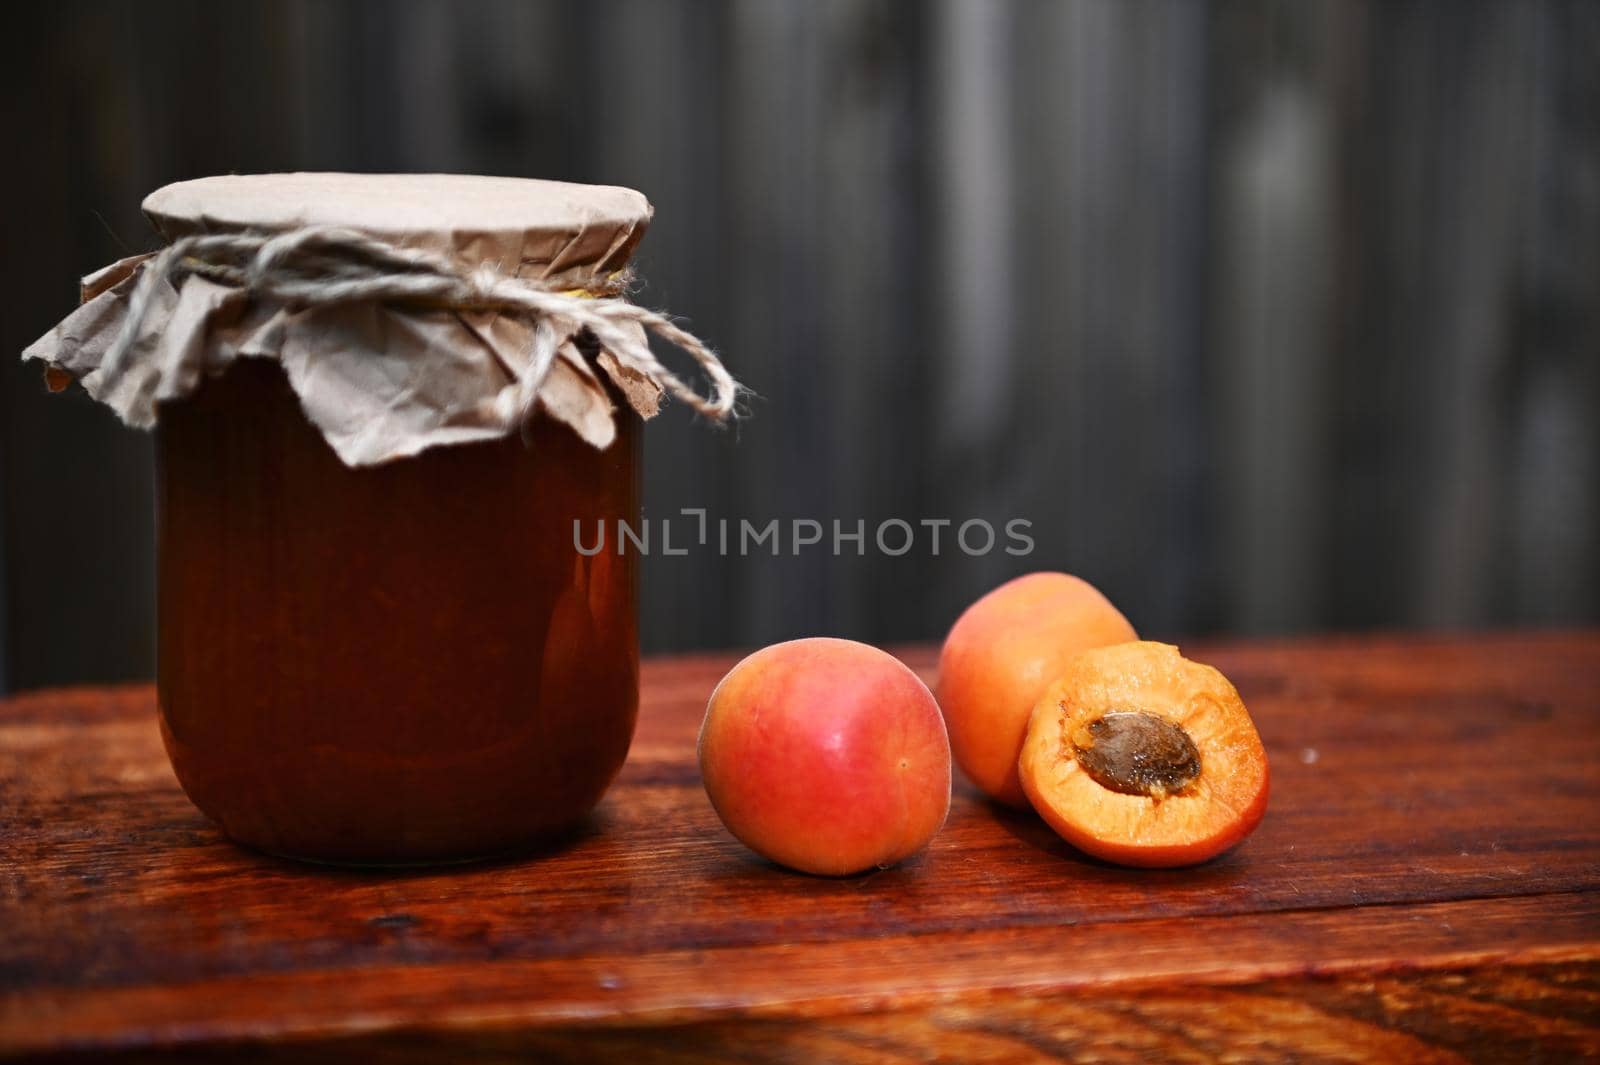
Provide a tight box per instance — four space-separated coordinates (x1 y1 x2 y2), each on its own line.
155 359 640 864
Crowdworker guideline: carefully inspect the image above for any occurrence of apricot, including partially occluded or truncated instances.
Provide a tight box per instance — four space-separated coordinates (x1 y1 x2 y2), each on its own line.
1018 641 1269 867
698 638 951 876
937 573 1137 806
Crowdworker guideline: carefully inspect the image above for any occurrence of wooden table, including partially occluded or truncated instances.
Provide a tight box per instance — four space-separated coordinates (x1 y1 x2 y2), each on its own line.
2 631 1597 1062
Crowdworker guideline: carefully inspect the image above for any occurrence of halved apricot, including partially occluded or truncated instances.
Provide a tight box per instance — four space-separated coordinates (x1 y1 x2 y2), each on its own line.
1018 641 1269 867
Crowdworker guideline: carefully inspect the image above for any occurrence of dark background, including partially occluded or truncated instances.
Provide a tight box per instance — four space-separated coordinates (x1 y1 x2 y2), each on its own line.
2 0 1596 692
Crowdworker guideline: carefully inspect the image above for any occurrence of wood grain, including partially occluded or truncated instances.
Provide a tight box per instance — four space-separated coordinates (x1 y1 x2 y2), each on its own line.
2 631 1598 1061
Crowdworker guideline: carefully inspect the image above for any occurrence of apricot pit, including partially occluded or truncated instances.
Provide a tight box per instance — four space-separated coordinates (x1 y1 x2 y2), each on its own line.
1072 711 1201 799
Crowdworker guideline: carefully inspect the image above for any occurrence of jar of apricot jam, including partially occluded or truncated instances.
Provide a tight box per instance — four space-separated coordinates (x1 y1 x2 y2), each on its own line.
156 357 640 863
25 174 717 864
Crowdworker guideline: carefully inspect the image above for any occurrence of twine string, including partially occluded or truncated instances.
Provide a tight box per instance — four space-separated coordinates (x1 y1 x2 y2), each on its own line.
99 226 739 428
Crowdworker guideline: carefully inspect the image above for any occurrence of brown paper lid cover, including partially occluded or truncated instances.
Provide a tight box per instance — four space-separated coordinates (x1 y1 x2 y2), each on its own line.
143 172 653 278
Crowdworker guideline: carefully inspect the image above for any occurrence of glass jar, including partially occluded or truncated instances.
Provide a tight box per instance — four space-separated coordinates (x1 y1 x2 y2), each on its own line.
22 173 720 865
156 357 640 864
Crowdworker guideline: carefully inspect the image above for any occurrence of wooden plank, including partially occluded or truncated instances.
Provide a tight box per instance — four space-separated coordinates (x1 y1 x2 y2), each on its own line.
1210 0 1344 633
6 898 1597 1058
0 5 161 693
585 0 743 655
1008 0 1214 635
1 632 1596 1058
1504 0 1600 625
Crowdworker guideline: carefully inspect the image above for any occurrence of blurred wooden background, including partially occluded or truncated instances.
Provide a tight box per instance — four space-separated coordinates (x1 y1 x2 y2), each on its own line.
2 0 1596 691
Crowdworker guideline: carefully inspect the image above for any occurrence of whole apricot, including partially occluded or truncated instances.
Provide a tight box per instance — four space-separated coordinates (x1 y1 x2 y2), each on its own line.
698 638 951 876
1018 641 1269 867
937 573 1137 806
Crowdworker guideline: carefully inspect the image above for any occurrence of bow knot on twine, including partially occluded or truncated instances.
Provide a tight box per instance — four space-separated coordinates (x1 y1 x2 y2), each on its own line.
100 225 740 433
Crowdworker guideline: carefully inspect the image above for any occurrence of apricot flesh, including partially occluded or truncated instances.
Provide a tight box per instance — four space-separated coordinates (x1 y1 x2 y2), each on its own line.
1019 641 1269 868
937 573 1137 806
698 638 951 876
